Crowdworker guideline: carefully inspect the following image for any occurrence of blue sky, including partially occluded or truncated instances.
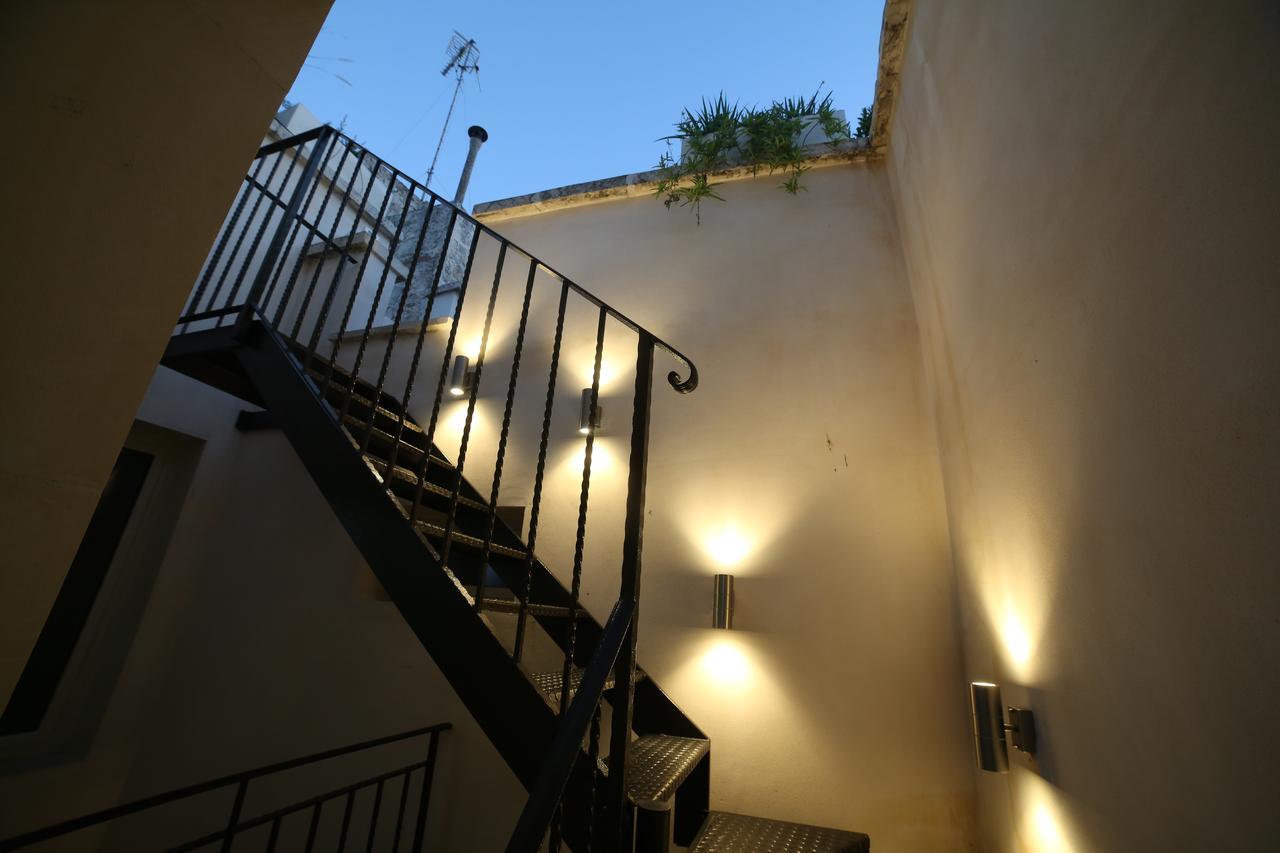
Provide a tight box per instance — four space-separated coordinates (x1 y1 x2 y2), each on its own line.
287 1 884 207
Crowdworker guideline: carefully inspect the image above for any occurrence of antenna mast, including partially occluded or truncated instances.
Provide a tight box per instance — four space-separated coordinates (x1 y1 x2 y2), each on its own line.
425 32 479 189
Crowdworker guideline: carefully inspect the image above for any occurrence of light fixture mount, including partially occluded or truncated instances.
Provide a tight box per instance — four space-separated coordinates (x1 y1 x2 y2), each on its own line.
449 355 473 397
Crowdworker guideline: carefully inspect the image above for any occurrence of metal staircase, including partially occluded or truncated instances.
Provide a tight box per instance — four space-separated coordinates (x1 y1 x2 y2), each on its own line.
151 125 869 852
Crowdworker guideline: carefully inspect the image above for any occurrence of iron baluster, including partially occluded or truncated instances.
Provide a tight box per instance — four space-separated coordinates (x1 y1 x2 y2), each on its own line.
513 280 569 662
585 702 603 853
220 778 249 853
304 803 323 853
339 175 415 425
236 129 335 339
336 790 356 851
406 224 481 530
304 146 377 377
259 130 341 321
203 149 286 321
410 729 442 853
475 259 538 614
224 143 307 328
379 206 459 480
604 333 657 851
265 816 283 852
321 155 397 404
563 305 609 702
274 136 356 330
361 196 438 455
365 778 385 852
391 769 412 852
184 156 266 330
441 242 507 580
291 142 368 345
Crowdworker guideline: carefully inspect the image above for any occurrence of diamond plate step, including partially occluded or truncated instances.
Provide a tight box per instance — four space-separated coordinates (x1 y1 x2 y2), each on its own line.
690 812 869 853
624 734 709 809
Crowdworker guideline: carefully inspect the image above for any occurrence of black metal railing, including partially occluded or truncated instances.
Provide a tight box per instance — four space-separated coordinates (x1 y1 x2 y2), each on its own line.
0 724 450 852
173 125 699 852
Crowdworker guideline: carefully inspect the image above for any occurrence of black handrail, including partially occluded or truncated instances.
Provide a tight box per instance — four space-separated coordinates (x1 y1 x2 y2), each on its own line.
505 600 634 853
0 723 450 851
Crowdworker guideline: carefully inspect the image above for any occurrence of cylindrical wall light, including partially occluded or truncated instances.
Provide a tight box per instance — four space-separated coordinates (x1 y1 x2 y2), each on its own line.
970 682 1009 772
449 355 472 396
970 681 1037 773
712 574 734 629
579 388 602 435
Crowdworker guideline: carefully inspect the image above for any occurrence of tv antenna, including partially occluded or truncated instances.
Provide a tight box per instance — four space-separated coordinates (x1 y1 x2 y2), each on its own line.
425 32 480 189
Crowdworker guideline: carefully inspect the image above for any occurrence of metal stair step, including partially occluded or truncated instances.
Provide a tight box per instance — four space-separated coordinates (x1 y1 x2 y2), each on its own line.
689 812 869 853
414 519 527 561
624 734 710 809
530 668 615 703
476 596 576 619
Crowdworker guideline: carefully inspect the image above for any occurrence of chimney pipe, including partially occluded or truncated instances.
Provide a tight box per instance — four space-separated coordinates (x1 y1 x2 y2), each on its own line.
453 125 488 206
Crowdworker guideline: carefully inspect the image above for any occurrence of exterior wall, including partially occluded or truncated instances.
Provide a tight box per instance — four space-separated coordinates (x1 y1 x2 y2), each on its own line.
0 0 333 711
886 2 1280 851
475 166 977 851
0 368 522 852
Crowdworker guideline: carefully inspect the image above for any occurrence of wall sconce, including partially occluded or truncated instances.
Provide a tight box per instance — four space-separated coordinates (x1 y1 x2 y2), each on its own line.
969 682 1036 772
712 574 734 629
578 388 602 435
449 355 473 397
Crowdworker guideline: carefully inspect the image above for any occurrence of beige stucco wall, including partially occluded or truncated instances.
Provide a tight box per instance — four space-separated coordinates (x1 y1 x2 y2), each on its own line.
0 0 332 704
886 1 1280 851
475 165 977 851
0 368 523 852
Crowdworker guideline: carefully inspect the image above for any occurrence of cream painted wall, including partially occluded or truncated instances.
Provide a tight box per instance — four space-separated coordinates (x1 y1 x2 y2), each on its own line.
886 1 1280 851
0 0 332 709
0 368 523 851
475 166 977 851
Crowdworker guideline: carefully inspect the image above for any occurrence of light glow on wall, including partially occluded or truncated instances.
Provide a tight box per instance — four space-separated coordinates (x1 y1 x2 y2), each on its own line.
999 598 1036 678
701 638 750 685
1015 774 1078 853
701 524 752 569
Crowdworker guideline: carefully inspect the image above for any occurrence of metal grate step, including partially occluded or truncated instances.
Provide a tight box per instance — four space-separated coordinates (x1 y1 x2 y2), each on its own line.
690 812 869 853
624 734 709 809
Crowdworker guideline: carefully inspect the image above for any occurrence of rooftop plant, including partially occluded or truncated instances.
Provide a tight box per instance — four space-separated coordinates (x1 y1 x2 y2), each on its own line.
654 86 868 223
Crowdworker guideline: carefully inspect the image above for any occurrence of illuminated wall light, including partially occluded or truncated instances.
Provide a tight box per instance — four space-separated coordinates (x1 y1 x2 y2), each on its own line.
712 573 734 629
449 355 473 397
579 388 602 435
969 681 1037 773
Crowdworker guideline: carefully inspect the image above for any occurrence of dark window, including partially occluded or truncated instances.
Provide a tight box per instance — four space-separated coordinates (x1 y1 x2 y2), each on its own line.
0 447 153 735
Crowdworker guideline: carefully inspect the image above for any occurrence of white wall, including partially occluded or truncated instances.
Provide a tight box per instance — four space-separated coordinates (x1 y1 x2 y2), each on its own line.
0 368 523 851
474 165 978 851
886 1 1280 850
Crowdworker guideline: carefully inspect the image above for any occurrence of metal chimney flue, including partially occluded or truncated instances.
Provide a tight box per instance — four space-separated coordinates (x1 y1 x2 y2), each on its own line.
453 125 488 206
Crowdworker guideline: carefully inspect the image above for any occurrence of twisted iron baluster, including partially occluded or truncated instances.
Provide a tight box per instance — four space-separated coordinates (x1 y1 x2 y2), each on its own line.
321 157 397 405
259 131 340 321
584 702 603 853
303 147 376 371
406 225 481 529
513 280 570 662
361 197 438 456
560 306 608 714
474 259 538 613
289 141 364 343
338 176 415 425
378 206 458 481
441 242 507 579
